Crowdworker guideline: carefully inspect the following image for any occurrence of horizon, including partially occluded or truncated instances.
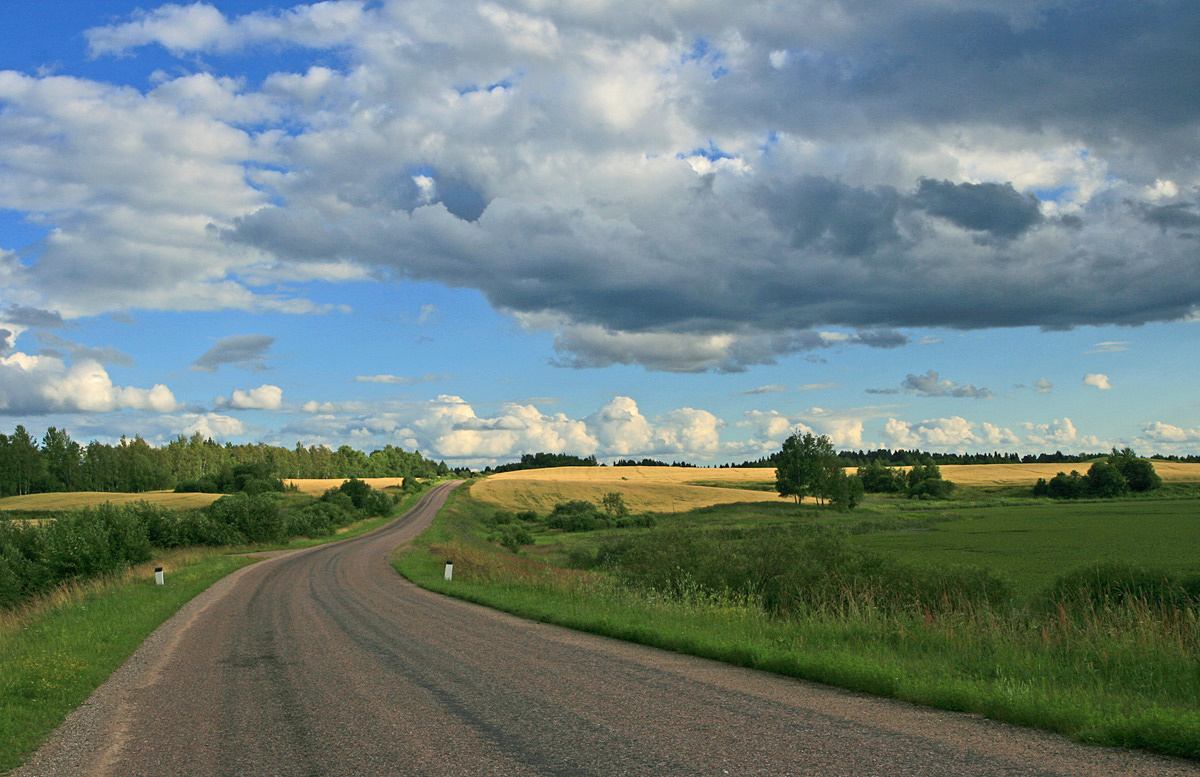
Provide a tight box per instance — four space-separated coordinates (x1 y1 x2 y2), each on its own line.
1 1 1197 468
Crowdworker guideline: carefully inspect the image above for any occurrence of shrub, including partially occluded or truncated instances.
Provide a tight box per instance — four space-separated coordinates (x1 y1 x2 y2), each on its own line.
546 500 611 532
493 524 533 553
207 493 287 544
858 460 904 493
1046 470 1087 499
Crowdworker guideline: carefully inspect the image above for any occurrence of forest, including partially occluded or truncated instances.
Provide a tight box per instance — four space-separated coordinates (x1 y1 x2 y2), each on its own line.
0 426 450 497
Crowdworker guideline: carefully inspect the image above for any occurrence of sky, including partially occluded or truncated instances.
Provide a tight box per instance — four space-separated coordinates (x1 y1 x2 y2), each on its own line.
0 0 1198 467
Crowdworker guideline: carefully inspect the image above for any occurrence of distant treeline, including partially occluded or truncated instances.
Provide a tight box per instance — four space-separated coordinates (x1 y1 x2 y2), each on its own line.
0 426 452 498
488 452 600 473
720 449 1197 468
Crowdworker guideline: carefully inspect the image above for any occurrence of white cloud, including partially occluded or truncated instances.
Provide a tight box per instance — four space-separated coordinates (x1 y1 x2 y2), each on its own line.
0 352 177 414
1033 377 1053 394
1022 417 1107 452
883 416 1020 451
180 412 245 441
1085 341 1129 354
214 384 283 411
1083 373 1112 390
1141 421 1200 443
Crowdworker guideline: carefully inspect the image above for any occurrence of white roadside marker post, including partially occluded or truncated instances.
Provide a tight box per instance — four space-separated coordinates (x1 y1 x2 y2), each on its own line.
444 561 453 581
155 567 164 586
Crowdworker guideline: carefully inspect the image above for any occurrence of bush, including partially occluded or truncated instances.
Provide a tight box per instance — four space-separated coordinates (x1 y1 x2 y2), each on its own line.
546 500 611 532
858 460 904 493
1085 461 1129 498
1046 470 1087 499
908 477 955 499
493 524 533 553
206 493 286 544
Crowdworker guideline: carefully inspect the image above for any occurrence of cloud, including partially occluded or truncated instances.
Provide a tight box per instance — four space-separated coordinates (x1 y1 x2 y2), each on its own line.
0 0 1195 371
1141 422 1200 443
1083 373 1113 390
1034 377 1053 394
1 304 64 329
191 335 274 373
883 416 1019 451
180 413 245 441
34 332 135 367
213 384 283 411
870 370 994 399
1085 342 1130 354
0 352 177 414
353 373 450 385
735 384 787 396
911 179 1042 239
86 1 371 56
1022 417 1107 452
798 383 839 391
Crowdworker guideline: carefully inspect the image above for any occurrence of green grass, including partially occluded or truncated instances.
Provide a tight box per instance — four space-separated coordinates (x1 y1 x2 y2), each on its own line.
396 486 1200 762
850 499 1200 598
0 551 256 773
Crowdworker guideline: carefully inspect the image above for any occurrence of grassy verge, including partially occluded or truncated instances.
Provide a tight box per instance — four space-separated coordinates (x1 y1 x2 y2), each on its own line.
0 483 435 774
0 549 255 773
394 486 1200 762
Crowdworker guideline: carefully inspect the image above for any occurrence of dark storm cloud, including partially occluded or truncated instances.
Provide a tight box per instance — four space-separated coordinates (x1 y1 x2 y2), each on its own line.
704 1 1200 165
1138 201 1200 231
912 179 1042 238
191 335 275 373
1 304 64 329
754 176 901 255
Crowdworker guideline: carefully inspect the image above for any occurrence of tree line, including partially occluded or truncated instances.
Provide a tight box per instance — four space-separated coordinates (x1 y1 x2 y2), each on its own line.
0 426 450 498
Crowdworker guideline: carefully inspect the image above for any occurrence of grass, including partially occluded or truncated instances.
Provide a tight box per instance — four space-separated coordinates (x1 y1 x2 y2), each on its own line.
396 482 1200 762
0 549 255 773
0 483 436 774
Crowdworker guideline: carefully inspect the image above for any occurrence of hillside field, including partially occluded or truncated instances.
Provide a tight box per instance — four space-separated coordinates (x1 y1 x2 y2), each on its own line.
473 461 1200 512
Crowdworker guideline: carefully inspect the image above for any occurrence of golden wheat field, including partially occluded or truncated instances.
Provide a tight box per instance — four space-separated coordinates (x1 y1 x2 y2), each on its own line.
284 477 408 495
0 491 224 512
472 462 1200 512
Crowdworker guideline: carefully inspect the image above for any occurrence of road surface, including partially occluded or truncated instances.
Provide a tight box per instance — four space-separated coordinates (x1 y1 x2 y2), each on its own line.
16 481 1200 776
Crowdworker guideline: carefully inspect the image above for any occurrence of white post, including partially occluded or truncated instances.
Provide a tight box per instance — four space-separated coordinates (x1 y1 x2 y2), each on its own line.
444 561 453 581
155 566 164 586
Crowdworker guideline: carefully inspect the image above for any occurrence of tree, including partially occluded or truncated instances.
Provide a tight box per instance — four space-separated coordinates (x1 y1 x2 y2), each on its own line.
1085 461 1129 498
858 459 903 493
1108 447 1162 492
774 431 837 504
601 492 629 517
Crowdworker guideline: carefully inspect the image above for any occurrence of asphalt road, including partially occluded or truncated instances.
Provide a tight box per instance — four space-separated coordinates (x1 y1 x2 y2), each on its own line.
16 481 1200 776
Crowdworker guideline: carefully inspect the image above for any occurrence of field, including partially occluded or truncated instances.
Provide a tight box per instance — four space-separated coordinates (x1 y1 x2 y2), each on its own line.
473 466 786 512
0 490 222 512
851 500 1200 598
0 477 411 512
474 462 1200 513
284 477 408 495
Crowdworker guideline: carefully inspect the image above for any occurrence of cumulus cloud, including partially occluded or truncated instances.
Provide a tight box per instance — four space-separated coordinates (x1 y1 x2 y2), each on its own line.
0 0 1195 370
1 304 64 329
192 335 274 373
870 370 995 399
1141 422 1200 443
883 416 1019 451
1083 373 1113 390
214 384 283 411
1022 417 1107 452
0 352 177 414
1034 377 1053 394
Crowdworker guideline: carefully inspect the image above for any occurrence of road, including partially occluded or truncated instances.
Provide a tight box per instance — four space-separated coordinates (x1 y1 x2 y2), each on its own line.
16 481 1200 776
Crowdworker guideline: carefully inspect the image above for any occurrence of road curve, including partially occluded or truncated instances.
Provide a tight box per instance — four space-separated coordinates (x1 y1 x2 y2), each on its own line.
16 481 1200 777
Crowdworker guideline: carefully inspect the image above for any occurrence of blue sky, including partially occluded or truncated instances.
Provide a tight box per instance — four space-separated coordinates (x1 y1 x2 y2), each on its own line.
1 0 1198 466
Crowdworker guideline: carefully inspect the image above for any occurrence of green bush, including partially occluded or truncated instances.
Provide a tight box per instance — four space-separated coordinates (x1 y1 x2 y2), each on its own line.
206 493 286 544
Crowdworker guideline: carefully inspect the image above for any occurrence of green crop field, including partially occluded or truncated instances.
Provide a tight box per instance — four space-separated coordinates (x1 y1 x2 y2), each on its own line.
849 499 1200 598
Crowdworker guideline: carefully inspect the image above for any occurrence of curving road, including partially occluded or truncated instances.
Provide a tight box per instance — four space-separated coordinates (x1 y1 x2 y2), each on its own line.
16 481 1200 776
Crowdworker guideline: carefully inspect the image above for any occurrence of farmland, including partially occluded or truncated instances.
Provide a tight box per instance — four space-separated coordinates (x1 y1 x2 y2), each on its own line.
397 461 1200 760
